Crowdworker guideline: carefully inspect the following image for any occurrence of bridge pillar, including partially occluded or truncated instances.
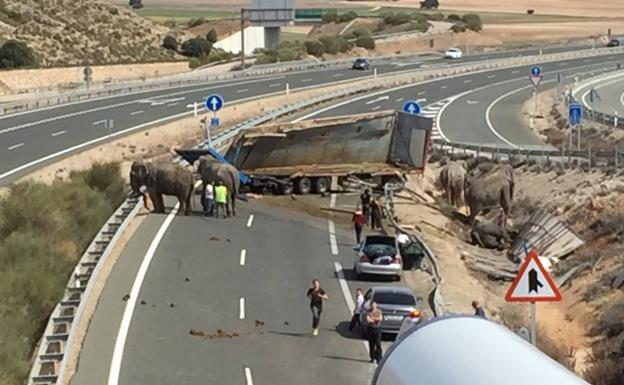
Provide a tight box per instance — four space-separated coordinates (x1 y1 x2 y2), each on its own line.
264 27 280 50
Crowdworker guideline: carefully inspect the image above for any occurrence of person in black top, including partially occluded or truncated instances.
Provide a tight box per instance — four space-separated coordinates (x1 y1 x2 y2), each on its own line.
370 197 383 231
307 278 328 336
360 189 372 225
472 300 486 318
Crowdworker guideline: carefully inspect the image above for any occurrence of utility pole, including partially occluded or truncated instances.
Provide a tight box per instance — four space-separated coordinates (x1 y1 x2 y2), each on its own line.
240 8 246 70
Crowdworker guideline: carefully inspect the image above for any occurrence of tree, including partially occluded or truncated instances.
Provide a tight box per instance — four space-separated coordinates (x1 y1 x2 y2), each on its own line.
0 40 36 69
447 14 461 22
321 11 337 24
355 36 375 50
304 40 325 57
206 28 218 43
338 11 357 23
162 35 178 51
462 14 483 32
181 37 211 57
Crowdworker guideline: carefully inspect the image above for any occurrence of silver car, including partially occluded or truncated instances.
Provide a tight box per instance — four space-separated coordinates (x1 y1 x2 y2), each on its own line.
354 235 402 280
359 286 422 335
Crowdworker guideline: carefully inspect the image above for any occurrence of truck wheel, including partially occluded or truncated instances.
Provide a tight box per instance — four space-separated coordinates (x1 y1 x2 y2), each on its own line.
313 177 329 194
280 182 294 195
296 177 312 194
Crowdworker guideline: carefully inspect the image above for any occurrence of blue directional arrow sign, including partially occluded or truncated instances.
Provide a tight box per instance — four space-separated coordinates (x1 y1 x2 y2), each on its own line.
402 100 421 115
210 117 220 127
568 102 582 125
205 94 224 112
530 66 542 77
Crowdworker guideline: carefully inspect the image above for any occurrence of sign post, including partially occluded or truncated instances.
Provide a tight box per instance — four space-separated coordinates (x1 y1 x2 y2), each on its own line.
529 66 543 129
402 100 421 115
83 66 93 90
204 93 224 148
505 250 562 345
568 102 582 151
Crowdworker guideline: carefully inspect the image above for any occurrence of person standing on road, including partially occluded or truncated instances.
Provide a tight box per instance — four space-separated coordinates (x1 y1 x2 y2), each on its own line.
370 197 383 231
203 183 215 217
307 279 328 336
366 301 383 364
472 300 486 318
352 207 366 245
214 181 228 219
360 189 372 225
349 288 365 332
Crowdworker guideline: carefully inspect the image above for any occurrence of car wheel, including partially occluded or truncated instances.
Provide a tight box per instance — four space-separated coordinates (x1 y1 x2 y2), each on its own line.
313 177 329 194
296 177 312 194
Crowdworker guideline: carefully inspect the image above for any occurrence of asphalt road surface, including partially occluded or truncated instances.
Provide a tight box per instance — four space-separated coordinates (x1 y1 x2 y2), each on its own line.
0 44 605 184
573 71 624 116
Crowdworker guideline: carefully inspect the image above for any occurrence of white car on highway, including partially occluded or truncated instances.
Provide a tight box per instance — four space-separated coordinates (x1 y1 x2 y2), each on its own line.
444 47 463 59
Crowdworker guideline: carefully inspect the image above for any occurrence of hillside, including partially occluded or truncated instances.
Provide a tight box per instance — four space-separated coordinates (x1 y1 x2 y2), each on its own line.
0 0 179 67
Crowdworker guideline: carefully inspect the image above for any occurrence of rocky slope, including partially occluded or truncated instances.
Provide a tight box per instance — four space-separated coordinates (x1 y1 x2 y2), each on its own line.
0 0 179 66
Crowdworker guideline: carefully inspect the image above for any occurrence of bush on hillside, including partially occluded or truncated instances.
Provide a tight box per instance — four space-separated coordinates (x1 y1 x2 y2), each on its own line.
462 13 483 32
181 37 212 57
408 20 430 33
321 11 337 24
206 28 218 43
0 40 36 69
319 35 352 54
383 12 411 26
451 23 466 33
162 35 178 51
345 28 370 40
338 11 357 23
187 17 205 28
447 14 461 21
428 12 445 21
375 21 387 31
257 41 306 64
0 162 125 385
355 36 375 50
304 40 325 57
188 48 237 69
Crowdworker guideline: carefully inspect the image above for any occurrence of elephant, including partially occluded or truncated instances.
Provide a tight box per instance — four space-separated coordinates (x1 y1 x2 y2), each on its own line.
439 160 467 208
129 160 194 215
197 155 240 217
470 220 512 250
464 164 515 223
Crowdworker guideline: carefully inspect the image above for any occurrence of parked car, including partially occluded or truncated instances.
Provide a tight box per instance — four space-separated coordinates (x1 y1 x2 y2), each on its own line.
352 58 371 70
444 47 463 59
607 37 624 47
354 235 402 280
359 286 422 335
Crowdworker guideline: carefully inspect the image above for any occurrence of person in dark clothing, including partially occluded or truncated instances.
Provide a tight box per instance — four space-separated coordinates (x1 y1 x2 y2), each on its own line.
352 208 366 245
307 279 328 336
360 189 372 225
370 197 383 231
472 300 486 318
366 301 383 364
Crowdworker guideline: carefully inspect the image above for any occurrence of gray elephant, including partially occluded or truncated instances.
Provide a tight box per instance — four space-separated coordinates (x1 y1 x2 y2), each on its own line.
470 220 512 250
130 160 194 215
464 164 514 223
197 155 240 217
439 160 467 208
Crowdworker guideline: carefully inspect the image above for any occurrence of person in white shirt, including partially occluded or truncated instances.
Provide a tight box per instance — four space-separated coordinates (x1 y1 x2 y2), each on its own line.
202 183 215 216
349 288 365 332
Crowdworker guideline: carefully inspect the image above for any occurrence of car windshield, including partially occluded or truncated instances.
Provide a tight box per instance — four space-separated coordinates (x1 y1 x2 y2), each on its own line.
355 59 366 63
373 292 417 305
363 244 396 258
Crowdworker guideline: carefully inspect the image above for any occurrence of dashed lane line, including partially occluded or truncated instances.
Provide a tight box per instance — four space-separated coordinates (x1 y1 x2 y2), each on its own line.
245 367 254 385
51 130 66 137
246 214 254 228
130 110 144 115
8 143 23 150
240 249 246 266
328 220 339 255
239 297 246 320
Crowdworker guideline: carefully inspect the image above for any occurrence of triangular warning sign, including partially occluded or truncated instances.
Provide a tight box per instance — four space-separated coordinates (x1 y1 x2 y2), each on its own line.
505 250 562 302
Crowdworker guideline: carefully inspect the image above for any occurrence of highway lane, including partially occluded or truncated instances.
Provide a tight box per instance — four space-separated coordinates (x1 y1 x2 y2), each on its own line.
574 71 624 116
0 45 607 183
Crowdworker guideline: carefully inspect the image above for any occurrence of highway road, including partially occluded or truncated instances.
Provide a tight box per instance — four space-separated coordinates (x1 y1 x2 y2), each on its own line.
573 70 624 116
0 44 609 184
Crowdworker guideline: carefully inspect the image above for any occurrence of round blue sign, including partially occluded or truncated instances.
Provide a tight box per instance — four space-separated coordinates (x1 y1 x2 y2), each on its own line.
530 66 542 77
402 100 421 115
205 94 224 112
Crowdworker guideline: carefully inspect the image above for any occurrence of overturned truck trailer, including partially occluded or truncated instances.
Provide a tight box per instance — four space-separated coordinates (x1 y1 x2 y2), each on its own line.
225 110 432 194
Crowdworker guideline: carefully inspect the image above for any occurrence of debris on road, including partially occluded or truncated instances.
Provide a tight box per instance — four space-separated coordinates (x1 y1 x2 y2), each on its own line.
185 277 191 282
209 236 220 241
255 319 265 327
122 294 130 301
189 328 240 339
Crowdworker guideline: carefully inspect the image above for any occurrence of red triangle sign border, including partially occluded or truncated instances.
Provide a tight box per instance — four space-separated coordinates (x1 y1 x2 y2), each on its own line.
505 250 562 302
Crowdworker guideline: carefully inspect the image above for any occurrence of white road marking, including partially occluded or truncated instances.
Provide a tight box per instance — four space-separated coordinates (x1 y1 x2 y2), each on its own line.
365 95 389 105
487 74 496 79
246 214 254 228
92 119 107 126
239 297 245 319
330 193 337 208
333 73 344 77
245 367 254 385
466 100 479 105
166 102 180 107
8 143 23 150
130 110 144 115
371 105 381 111
417 91 426 95
512 70 520 74
141 96 186 106
440 85 448 89
334 262 369 351
328 220 339 255
485 88 524 149
463 79 472 83
395 97 404 102
417 98 427 103
240 249 246 266
301 78 313 82
51 130 66 137
269 83 281 88
107 203 179 385
237 88 249 93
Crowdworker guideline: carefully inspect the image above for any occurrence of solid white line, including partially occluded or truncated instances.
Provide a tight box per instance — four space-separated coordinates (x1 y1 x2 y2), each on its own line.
328 220 339 255
329 193 337 208
107 203 179 385
8 143 23 150
239 297 245 320
334 262 369 351
240 249 246 266
130 110 144 115
92 119 106 126
244 367 254 385
395 97 404 102
485 89 524 149
371 105 381 111
365 95 390 105
237 88 249 93
246 214 254 228
51 130 66 137
166 102 180 107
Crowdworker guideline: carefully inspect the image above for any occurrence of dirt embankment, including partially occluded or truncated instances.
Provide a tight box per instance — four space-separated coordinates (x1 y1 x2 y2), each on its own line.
394 158 624 379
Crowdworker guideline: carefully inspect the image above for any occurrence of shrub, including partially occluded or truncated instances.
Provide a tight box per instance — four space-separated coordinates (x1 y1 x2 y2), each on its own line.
188 48 236 69
527 9 535 15
206 28 218 43
304 40 325 57
0 40 36 69
181 37 211 57
0 163 125 385
462 13 483 32
383 12 411 26
450 23 466 33
447 13 461 21
162 35 178 51
408 20 430 33
347 28 371 39
355 36 375 50
375 21 387 31
321 11 337 24
411 12 428 23
319 35 352 54
428 12 445 21
338 11 357 23
187 17 205 28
